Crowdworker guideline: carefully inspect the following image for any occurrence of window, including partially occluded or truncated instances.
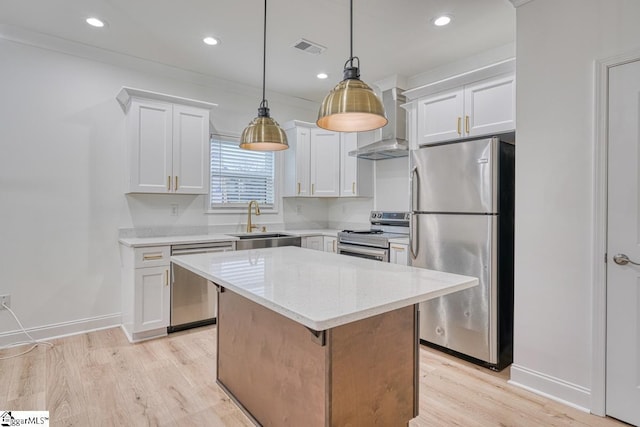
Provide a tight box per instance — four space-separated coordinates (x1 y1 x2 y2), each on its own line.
209 137 275 209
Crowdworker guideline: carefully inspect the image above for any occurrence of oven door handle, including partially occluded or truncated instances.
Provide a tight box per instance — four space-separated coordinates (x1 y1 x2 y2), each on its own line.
337 244 388 260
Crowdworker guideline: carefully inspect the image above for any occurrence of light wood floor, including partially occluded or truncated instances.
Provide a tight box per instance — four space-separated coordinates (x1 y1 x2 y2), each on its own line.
0 326 628 427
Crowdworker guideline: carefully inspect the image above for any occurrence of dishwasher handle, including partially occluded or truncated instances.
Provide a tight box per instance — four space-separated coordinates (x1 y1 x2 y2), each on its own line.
171 241 234 255
171 247 232 255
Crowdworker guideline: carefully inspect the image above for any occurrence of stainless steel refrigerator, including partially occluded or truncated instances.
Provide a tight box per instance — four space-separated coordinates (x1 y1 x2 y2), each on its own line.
409 136 514 370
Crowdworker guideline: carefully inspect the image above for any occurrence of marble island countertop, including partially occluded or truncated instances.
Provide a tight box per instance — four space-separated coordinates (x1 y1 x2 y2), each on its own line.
171 246 477 331
118 229 341 248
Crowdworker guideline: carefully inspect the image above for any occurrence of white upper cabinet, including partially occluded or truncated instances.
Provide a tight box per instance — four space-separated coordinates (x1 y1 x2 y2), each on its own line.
310 128 340 197
284 121 342 198
283 122 313 197
464 74 515 138
340 132 373 197
417 73 515 146
172 104 210 194
417 89 464 145
117 87 215 194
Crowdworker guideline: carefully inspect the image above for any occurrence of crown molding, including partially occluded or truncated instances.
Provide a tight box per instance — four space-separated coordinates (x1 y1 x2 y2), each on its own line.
509 0 535 7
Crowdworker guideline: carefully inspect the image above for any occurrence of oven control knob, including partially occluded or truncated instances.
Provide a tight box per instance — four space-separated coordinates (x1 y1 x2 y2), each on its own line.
435 326 445 336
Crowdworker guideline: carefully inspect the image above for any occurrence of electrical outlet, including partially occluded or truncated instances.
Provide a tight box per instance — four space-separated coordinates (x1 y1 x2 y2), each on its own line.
0 294 10 310
296 205 302 215
170 204 179 216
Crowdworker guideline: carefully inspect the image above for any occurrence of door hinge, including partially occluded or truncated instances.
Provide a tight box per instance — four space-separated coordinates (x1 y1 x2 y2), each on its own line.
604 252 607 263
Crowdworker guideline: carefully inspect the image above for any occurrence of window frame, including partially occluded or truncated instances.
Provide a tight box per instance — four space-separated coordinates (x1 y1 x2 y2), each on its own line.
206 133 281 214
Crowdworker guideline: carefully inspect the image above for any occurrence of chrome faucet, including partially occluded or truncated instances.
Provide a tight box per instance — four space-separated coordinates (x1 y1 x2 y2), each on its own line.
246 200 261 233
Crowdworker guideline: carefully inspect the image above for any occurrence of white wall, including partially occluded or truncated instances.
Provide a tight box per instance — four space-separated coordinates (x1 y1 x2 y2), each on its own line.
511 0 640 410
0 28 316 340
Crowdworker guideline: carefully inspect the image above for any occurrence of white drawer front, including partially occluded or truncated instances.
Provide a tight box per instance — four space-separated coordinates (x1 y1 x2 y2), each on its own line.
134 246 170 268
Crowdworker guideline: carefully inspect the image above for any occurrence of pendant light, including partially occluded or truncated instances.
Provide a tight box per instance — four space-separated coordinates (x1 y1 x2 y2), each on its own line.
316 0 387 132
240 0 288 151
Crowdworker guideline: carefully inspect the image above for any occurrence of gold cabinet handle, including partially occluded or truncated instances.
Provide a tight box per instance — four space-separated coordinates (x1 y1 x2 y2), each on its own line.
165 269 169 286
457 117 462 135
311 183 315 195
333 240 336 252
391 246 406 251
352 182 356 194
174 176 178 191
297 182 301 195
167 176 171 191
143 253 164 261
465 115 470 134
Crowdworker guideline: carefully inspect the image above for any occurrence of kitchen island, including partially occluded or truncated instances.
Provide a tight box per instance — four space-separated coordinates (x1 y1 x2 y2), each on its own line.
171 246 477 427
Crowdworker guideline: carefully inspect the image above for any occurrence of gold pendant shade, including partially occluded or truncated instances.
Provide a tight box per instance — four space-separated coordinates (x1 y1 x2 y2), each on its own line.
239 0 288 151
239 108 288 151
317 77 387 132
316 0 387 132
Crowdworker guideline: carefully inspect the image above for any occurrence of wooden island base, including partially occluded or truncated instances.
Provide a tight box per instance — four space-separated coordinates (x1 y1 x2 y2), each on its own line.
217 288 418 427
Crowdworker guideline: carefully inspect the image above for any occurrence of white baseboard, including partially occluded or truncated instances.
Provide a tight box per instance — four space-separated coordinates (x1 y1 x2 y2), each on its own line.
509 364 591 412
0 313 121 348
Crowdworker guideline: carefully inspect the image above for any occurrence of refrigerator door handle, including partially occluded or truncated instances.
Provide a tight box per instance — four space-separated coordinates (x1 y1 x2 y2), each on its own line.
410 213 419 260
410 166 419 212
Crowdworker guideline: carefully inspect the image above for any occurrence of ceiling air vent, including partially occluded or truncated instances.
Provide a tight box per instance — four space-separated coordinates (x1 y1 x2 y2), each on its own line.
292 38 326 55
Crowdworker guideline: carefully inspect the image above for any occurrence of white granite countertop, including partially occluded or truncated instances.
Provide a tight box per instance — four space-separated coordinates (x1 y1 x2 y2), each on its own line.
285 229 340 237
118 234 239 248
171 246 477 331
118 229 340 247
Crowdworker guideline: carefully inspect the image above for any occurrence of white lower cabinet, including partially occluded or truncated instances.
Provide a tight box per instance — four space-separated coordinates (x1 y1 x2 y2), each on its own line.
120 245 171 342
324 236 337 253
390 243 409 266
134 266 170 332
301 236 323 251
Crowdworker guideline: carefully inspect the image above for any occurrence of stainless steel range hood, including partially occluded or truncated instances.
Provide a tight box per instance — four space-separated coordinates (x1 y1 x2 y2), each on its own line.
348 87 408 160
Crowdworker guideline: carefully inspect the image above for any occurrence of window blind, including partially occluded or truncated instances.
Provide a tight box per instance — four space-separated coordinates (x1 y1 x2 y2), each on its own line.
210 138 275 208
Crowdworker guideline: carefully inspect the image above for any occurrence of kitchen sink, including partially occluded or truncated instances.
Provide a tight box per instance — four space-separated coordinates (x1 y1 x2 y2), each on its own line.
230 233 302 250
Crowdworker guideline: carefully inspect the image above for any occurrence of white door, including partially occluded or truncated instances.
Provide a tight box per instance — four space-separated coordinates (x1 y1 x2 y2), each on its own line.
606 59 640 426
310 128 340 197
340 132 358 196
417 88 463 145
464 74 515 137
172 105 209 194
128 99 173 193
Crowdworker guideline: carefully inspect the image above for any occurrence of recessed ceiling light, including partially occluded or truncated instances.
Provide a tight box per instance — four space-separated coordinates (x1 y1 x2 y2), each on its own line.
203 37 219 46
433 15 452 27
317 73 328 80
86 17 105 28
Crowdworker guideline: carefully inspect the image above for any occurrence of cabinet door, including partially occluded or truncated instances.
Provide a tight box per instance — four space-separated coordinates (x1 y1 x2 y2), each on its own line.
390 244 409 265
295 127 311 196
172 105 210 194
302 236 323 251
310 129 340 197
340 133 358 196
128 99 173 193
464 74 515 137
417 88 464 146
134 266 170 332
324 236 337 253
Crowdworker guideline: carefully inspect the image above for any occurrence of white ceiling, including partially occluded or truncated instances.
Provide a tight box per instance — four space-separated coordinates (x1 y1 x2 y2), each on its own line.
0 0 516 102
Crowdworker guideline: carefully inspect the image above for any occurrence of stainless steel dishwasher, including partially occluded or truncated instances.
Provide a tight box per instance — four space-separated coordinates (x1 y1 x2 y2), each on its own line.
169 241 234 332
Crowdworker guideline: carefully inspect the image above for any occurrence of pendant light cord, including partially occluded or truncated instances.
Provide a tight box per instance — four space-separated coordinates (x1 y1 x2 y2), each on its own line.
260 0 268 109
350 0 353 61
343 0 359 74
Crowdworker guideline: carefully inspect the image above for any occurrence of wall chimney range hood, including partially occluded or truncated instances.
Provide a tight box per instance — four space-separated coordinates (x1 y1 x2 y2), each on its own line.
348 87 408 160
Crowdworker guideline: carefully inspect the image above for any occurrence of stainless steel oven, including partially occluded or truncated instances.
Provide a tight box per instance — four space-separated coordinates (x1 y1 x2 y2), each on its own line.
336 211 410 263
